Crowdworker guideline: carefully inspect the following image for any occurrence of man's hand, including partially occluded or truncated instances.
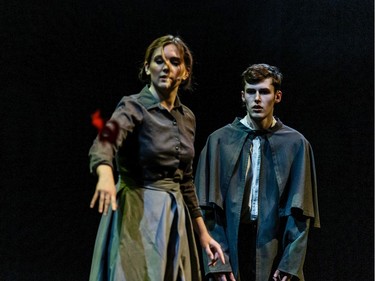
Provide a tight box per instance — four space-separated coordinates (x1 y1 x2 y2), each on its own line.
273 269 291 281
213 272 236 281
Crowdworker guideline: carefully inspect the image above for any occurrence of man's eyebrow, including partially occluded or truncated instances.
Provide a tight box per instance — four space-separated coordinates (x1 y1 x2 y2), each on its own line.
246 87 271 92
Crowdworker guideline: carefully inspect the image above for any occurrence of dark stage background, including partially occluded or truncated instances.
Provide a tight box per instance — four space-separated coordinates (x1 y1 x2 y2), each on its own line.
1 0 373 280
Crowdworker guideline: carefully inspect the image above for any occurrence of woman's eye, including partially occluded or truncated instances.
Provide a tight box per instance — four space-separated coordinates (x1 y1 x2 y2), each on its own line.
170 59 181 66
155 58 164 64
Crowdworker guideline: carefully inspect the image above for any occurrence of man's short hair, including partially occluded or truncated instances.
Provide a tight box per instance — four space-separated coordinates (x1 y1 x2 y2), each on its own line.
241 64 283 91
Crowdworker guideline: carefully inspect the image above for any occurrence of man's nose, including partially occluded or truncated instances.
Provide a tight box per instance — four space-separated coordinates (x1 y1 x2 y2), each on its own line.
255 91 261 100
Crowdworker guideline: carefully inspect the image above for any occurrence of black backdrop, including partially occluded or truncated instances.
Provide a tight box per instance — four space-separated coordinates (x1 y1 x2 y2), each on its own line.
1 0 373 280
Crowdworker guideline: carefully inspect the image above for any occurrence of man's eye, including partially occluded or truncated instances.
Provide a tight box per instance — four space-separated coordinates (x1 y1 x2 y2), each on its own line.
259 90 270 95
246 90 256 94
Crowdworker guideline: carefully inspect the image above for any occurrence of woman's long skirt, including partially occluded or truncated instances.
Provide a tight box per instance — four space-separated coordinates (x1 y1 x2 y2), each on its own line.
89 178 201 281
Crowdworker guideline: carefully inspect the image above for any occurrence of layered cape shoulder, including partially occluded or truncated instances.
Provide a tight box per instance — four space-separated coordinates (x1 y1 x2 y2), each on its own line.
195 118 320 228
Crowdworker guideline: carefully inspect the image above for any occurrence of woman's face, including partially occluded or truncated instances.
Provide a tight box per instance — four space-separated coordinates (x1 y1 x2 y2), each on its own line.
145 44 188 95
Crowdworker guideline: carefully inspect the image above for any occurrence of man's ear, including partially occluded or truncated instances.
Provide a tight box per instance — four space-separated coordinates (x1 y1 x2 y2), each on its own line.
241 90 245 102
275 90 282 103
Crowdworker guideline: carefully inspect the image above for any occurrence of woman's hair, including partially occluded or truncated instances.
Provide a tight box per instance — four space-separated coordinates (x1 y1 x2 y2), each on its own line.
241 63 283 91
138 35 194 91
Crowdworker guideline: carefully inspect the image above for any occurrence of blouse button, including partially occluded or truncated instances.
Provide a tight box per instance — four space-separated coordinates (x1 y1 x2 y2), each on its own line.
175 146 179 150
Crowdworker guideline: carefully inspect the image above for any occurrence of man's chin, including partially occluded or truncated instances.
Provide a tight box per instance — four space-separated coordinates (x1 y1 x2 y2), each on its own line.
249 113 265 120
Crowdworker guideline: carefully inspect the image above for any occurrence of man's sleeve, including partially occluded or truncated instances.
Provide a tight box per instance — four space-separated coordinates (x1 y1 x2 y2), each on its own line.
277 213 311 279
195 141 233 275
277 139 320 279
201 206 233 275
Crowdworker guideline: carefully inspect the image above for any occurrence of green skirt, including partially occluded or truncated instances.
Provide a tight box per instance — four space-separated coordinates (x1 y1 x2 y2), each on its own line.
89 178 202 281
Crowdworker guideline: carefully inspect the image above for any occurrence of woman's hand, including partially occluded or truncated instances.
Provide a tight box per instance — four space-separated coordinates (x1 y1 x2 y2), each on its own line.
199 231 225 266
90 165 117 215
193 217 225 266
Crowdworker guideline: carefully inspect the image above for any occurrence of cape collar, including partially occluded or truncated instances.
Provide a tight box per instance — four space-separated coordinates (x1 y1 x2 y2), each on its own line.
232 117 282 136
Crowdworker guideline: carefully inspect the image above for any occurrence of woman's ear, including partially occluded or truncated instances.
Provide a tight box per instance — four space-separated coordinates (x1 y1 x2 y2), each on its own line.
144 63 150 75
182 70 189 80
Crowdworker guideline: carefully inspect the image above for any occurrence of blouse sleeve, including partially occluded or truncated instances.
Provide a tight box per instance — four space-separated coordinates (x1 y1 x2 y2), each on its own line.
88 96 144 175
179 165 202 218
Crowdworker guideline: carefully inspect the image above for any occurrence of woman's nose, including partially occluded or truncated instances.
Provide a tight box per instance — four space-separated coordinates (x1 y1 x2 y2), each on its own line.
162 62 170 72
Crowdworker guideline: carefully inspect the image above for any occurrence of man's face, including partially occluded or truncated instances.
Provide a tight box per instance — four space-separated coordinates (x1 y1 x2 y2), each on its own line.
241 77 282 123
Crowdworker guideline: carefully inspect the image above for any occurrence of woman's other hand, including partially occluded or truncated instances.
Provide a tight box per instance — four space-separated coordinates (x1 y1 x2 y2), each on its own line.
90 165 117 215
